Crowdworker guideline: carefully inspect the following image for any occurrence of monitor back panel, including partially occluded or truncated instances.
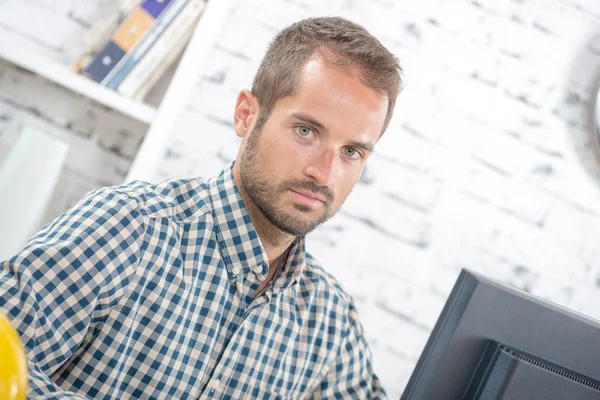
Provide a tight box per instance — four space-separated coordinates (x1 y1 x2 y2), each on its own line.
401 270 600 399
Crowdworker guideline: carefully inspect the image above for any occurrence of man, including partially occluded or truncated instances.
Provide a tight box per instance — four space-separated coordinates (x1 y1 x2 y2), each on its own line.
0 16 401 399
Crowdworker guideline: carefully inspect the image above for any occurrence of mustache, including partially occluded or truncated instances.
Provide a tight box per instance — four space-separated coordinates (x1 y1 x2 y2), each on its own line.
283 180 334 203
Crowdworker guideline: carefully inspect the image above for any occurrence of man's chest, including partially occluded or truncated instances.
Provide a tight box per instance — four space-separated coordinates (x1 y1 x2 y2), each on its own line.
55 249 343 399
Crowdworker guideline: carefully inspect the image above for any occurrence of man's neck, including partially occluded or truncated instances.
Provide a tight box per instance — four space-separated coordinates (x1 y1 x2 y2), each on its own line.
246 201 295 265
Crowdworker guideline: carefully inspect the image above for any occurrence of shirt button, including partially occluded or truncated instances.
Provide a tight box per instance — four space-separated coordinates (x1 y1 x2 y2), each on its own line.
232 266 241 275
209 379 220 391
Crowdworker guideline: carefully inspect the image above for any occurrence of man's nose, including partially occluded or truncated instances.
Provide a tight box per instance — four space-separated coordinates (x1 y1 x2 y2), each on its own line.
304 148 335 187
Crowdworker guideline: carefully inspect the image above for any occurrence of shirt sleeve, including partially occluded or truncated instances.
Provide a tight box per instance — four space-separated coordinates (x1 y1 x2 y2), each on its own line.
0 187 145 399
310 299 387 399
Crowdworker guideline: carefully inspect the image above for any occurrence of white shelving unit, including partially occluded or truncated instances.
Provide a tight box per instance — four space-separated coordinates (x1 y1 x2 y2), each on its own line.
0 0 234 180
0 0 235 254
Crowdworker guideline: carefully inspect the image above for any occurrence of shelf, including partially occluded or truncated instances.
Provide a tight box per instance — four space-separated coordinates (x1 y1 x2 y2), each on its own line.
126 0 235 182
0 44 157 125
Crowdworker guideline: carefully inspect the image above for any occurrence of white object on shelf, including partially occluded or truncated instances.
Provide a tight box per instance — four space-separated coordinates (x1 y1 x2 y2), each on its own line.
126 0 235 183
0 126 70 261
0 43 157 125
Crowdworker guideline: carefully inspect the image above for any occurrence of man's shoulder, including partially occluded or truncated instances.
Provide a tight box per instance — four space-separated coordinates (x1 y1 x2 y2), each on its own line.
300 252 353 309
87 177 214 222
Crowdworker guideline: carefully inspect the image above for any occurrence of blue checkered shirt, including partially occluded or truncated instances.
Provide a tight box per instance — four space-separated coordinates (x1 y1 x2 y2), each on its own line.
0 163 386 399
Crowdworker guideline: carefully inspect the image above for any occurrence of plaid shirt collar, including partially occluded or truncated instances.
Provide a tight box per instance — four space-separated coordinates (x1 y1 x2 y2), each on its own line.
208 162 306 288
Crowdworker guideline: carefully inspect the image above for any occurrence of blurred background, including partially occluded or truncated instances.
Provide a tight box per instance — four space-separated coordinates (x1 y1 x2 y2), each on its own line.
2 0 600 397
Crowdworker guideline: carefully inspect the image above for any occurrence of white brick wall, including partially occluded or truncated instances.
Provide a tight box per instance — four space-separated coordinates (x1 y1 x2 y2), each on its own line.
3 0 600 397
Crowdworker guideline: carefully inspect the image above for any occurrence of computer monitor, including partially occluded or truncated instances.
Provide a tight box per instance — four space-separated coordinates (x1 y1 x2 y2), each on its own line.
401 269 600 399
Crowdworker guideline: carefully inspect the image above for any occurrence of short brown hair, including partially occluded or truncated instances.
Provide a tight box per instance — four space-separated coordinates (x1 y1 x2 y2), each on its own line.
251 16 402 135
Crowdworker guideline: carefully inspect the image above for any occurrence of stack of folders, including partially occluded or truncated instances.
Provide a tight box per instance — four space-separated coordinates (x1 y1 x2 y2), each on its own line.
76 0 206 101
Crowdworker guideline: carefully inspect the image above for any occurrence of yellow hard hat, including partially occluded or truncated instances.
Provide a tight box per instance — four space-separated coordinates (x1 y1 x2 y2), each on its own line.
0 310 27 400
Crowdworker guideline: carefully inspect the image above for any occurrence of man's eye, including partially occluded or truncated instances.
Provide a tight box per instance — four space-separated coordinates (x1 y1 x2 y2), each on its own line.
296 126 315 138
343 147 361 158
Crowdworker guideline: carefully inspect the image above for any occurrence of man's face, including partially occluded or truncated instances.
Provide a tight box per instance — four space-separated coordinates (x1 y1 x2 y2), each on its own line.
237 56 388 236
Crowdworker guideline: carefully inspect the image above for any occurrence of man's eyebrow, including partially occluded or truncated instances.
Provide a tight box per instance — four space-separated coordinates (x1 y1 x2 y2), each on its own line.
291 113 328 132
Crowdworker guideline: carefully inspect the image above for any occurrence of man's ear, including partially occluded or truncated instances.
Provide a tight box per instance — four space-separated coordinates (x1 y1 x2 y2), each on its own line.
233 89 259 138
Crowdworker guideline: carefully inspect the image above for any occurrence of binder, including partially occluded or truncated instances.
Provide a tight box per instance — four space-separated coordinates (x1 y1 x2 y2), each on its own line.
82 0 173 83
104 0 191 90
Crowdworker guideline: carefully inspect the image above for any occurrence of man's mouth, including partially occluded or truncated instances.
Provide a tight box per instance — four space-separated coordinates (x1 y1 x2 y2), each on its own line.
289 190 326 207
